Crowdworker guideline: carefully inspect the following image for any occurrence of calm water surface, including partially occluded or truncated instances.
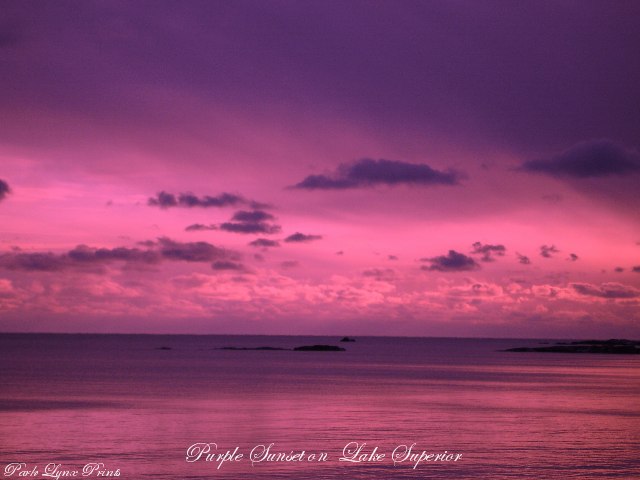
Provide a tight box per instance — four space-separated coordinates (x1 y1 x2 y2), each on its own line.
0 334 639 479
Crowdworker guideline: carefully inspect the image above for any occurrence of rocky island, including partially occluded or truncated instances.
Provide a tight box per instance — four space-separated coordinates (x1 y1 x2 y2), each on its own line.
505 339 640 354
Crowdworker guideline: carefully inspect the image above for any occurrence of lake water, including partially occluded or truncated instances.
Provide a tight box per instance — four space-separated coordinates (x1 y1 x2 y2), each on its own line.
1 334 639 479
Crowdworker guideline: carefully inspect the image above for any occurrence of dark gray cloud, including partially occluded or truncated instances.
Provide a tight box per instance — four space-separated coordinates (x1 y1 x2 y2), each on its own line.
249 238 280 248
211 260 246 271
148 191 264 209
521 142 640 218
0 245 172 272
522 140 640 178
232 210 274 222
155 237 233 262
0 179 10 201
614 267 624 273
68 245 160 264
633 266 640 273
218 210 280 235
185 224 218 231
219 222 281 235
0 252 69 272
540 245 559 258
572 282 640 299
568 253 579 262
178 192 244 208
0 243 190 272
388 255 398 261
421 250 480 272
471 242 506 262
293 158 462 190
284 232 323 243
516 253 531 265
148 191 178 208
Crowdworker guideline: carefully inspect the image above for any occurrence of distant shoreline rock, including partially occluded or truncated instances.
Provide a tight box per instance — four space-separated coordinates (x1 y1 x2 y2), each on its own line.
218 344 346 352
294 345 345 352
340 337 356 342
219 346 289 351
505 339 640 354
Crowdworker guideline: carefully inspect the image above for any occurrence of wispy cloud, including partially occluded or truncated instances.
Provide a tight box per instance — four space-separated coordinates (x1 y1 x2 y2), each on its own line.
0 238 238 272
293 158 462 190
540 245 559 258
362 268 395 280
154 237 234 262
572 282 640 299
471 242 506 262
284 232 323 243
185 224 218 231
231 210 275 222
249 238 280 248
148 191 267 209
212 260 247 272
0 179 10 202
280 260 299 269
521 140 640 178
219 222 281 234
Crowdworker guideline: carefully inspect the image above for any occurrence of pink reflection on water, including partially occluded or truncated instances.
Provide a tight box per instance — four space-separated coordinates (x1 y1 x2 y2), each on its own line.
1 335 639 479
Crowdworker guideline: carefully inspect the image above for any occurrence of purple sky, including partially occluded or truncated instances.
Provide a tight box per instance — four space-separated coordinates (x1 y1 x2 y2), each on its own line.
1 0 639 337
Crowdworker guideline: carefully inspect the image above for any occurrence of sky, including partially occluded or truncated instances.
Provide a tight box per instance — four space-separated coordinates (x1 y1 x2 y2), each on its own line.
1 0 639 337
